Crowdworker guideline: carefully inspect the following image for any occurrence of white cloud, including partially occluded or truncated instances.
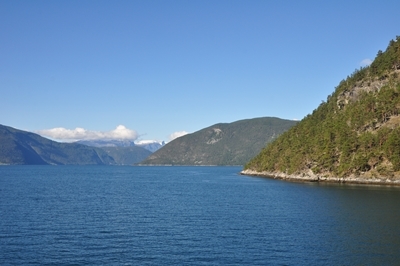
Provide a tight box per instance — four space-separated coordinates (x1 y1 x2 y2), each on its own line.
169 131 188 141
360 58 373 67
135 140 162 145
37 125 138 142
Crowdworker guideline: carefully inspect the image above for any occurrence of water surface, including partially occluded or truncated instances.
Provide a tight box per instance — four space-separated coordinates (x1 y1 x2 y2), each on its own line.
1 166 399 265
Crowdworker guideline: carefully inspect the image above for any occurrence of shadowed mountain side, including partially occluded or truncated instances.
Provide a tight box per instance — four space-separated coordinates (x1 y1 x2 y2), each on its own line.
140 117 297 166
0 124 115 165
101 146 152 165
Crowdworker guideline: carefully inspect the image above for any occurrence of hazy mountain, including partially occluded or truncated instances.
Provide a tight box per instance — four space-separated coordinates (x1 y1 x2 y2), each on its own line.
75 139 156 164
76 139 165 153
101 146 152 165
243 36 400 184
76 139 136 147
135 141 165 152
0 124 115 165
140 117 297 166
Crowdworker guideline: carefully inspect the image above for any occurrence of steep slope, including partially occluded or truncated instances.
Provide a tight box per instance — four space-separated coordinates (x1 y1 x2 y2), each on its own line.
243 36 400 184
140 117 297 165
0 126 47 164
0 124 115 165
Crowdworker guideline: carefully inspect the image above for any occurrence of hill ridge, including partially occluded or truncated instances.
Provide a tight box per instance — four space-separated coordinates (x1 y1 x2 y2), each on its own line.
140 117 297 166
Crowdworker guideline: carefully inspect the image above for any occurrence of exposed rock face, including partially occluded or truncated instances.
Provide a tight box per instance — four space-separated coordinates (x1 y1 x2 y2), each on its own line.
240 169 400 186
206 128 223 144
336 72 399 110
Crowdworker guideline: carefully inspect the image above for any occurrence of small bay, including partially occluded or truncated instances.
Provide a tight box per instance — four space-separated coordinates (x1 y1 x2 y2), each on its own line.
1 165 400 265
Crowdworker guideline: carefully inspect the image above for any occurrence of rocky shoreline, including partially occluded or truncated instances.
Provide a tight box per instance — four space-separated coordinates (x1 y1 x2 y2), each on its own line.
240 169 400 186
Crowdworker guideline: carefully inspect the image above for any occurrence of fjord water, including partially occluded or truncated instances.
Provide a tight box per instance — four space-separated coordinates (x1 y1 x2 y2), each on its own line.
1 166 400 265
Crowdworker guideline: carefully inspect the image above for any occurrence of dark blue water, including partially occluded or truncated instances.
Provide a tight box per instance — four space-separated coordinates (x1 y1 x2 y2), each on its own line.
1 166 400 265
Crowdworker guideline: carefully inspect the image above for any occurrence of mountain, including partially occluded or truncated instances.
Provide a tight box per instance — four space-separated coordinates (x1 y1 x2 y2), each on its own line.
140 117 297 166
100 146 152 165
243 36 400 184
75 139 154 165
135 140 165 152
76 139 165 152
0 124 115 165
76 139 136 147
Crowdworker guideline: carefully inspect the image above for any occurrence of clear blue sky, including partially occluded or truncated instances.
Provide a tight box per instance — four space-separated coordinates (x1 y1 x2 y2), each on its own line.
1 0 399 142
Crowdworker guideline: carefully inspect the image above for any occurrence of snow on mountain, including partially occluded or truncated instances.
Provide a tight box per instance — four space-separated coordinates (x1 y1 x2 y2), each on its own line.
135 140 165 152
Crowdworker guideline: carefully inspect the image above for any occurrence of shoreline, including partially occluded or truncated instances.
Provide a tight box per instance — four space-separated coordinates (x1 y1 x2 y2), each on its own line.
240 169 400 186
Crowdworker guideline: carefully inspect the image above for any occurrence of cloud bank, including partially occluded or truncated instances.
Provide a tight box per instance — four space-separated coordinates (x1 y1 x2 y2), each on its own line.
169 131 188 141
37 125 138 142
360 58 373 67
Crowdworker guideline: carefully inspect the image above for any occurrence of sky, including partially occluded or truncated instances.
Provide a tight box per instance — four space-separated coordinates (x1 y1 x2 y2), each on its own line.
1 0 399 143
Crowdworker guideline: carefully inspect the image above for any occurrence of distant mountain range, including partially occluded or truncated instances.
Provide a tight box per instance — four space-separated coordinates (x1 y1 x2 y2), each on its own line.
140 117 297 165
135 141 166 153
76 139 165 152
76 139 136 147
100 146 151 165
1 117 296 166
0 124 151 165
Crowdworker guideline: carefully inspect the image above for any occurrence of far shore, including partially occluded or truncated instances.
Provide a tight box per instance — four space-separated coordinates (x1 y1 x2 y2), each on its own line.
240 169 400 186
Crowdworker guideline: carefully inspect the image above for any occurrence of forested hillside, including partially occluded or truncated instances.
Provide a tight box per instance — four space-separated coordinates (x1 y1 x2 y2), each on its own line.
244 36 400 182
